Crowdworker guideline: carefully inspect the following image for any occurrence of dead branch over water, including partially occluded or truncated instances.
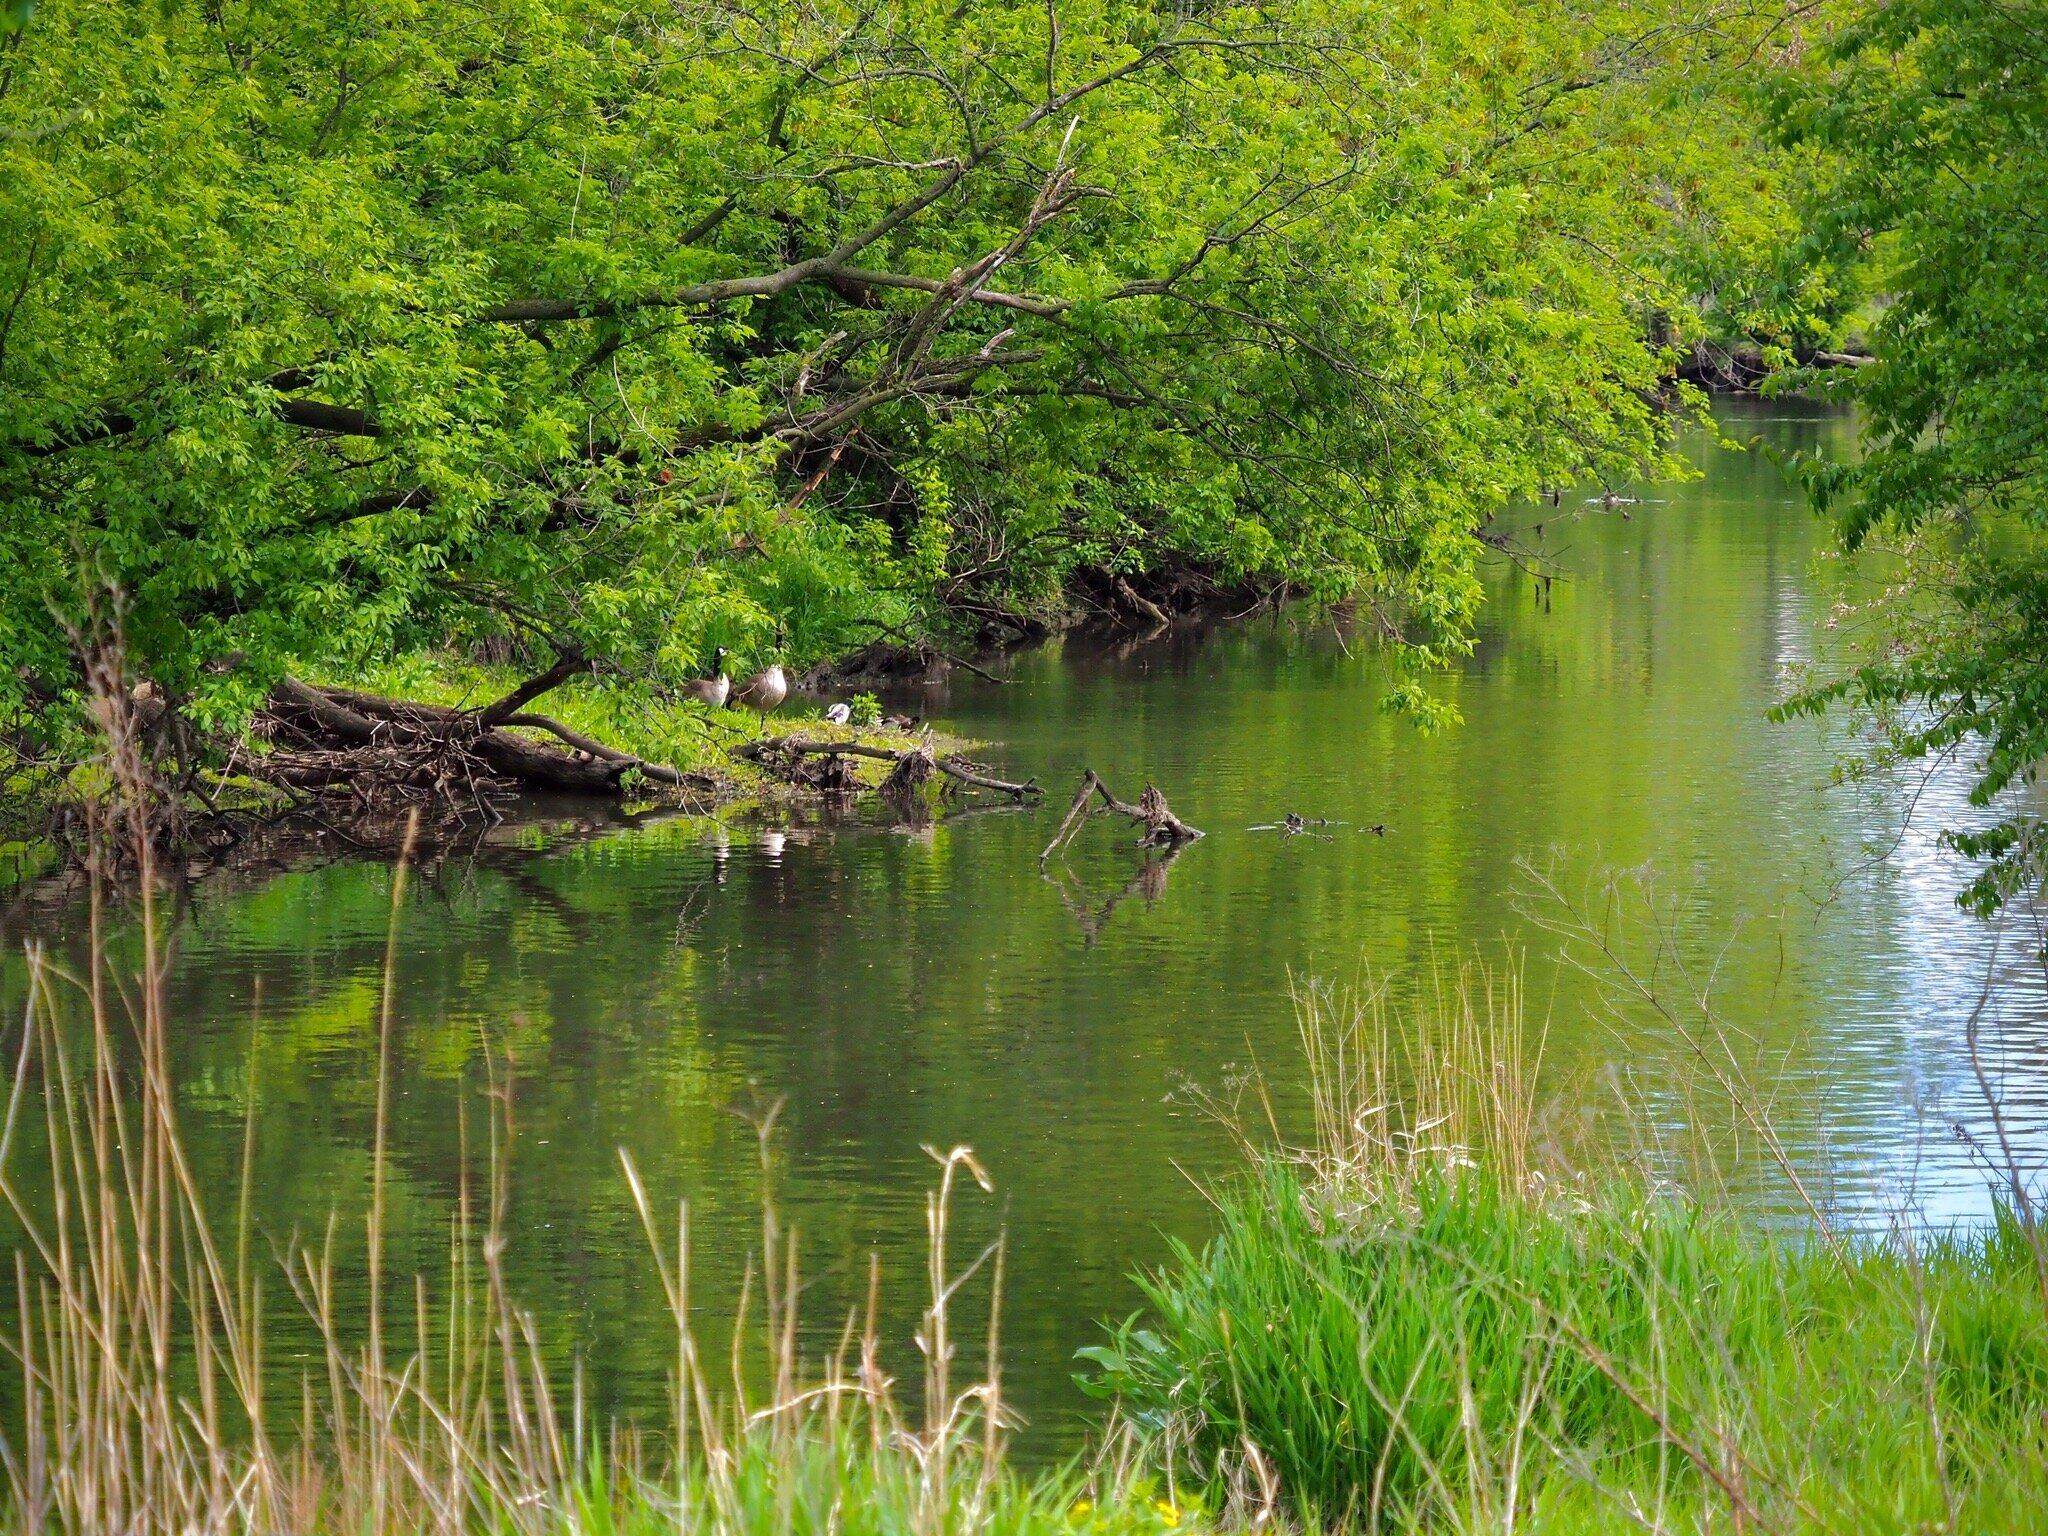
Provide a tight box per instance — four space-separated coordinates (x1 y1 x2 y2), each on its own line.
1039 770 1203 865
733 734 1041 800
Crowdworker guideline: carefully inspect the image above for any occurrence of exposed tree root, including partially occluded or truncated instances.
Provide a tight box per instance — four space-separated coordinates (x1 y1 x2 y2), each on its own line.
879 735 938 799
1070 563 1290 634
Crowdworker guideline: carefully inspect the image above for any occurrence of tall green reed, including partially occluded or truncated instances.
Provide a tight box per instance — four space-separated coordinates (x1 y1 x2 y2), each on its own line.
1086 961 2048 1534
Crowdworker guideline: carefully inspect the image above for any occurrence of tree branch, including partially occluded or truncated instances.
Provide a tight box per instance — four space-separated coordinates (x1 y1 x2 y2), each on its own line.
472 649 590 728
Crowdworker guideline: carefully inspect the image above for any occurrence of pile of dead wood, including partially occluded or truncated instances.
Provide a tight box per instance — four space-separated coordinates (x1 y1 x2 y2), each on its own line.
257 654 710 817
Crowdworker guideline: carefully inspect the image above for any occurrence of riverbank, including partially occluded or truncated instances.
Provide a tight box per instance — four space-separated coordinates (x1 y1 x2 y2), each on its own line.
309 651 1000 802
7 914 2045 1535
1091 977 2048 1533
0 646 1038 892
0 367 1836 884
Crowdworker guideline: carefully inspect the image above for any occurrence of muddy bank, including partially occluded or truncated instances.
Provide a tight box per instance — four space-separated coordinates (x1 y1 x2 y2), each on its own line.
807 567 1290 693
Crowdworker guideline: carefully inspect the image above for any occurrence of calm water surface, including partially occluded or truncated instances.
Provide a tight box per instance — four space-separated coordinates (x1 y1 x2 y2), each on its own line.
7 398 2047 1449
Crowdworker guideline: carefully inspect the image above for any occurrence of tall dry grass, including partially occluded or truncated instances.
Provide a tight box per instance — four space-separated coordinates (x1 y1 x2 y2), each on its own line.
0 800 1171 1536
1293 964 1544 1201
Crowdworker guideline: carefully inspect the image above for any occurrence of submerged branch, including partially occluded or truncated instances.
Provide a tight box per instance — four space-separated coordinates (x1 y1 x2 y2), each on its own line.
732 735 1041 800
1040 769 1202 865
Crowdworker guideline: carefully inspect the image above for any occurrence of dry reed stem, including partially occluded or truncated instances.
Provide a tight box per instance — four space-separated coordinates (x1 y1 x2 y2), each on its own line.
1 795 1028 1536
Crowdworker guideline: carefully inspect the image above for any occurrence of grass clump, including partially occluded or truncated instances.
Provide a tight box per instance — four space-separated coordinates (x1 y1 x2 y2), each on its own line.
1086 969 2048 1533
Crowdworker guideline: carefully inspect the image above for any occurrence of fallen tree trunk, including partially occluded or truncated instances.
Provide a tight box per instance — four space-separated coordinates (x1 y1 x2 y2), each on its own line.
1110 573 1171 630
732 735 1041 799
261 669 704 804
1040 769 1202 864
283 682 698 783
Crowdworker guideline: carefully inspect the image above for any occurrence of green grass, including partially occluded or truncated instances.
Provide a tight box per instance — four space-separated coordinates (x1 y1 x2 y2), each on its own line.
1083 974 2048 1533
1091 1163 2048 1532
531 1435 1197 1536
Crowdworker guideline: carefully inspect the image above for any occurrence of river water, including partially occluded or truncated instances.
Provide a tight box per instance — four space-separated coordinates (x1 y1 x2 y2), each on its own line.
6 397 2046 1450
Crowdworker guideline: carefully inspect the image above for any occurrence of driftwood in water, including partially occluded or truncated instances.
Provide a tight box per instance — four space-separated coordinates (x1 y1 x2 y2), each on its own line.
732 735 1041 800
1040 769 1203 865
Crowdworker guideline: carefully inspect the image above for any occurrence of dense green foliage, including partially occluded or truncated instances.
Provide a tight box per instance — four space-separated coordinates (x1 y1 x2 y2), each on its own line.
1639 46 1859 380
1081 970 2048 1531
1773 0 2048 913
1089 1158 2048 1531
0 0 1803 755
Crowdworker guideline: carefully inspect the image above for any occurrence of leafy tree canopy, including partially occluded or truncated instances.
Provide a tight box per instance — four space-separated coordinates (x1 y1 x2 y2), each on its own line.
2 0 1793 751
1773 0 2048 913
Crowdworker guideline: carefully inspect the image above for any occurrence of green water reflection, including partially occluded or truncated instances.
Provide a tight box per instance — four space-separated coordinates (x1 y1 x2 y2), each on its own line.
6 398 2045 1452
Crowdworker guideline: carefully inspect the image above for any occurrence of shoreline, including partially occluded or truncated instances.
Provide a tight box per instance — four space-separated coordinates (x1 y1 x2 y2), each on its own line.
0 595 1262 896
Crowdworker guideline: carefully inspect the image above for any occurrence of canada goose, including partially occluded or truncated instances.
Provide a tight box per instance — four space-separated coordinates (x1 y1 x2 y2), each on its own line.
681 647 730 708
824 701 852 726
731 656 789 732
